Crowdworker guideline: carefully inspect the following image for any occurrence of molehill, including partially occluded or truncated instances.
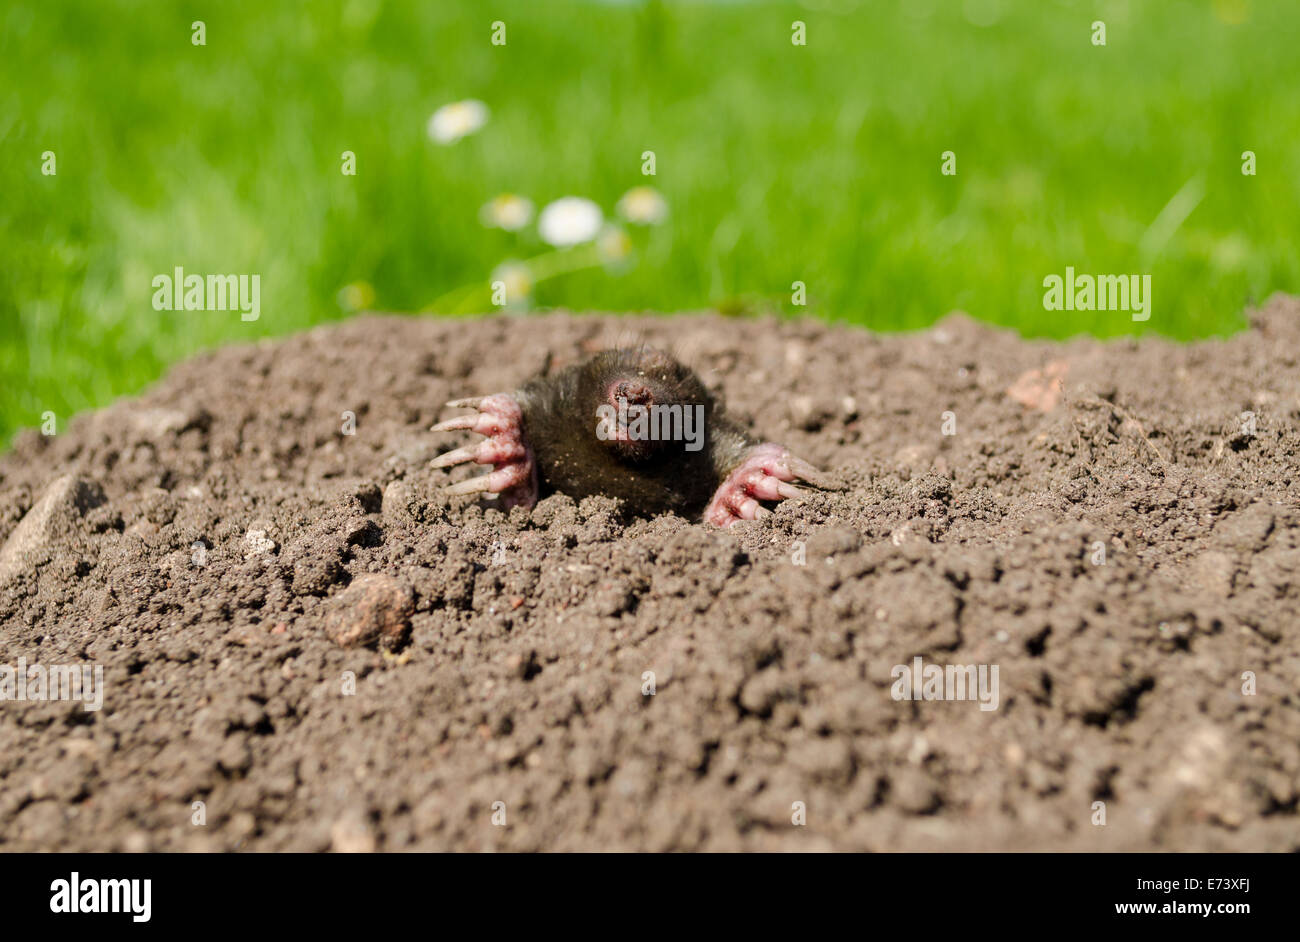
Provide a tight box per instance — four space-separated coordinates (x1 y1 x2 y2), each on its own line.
1 297 1297 851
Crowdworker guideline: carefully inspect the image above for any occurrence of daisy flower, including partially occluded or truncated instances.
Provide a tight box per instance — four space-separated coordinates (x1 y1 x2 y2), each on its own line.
597 226 632 265
427 99 489 144
537 197 603 247
336 281 375 313
480 194 534 232
492 261 533 307
616 186 668 225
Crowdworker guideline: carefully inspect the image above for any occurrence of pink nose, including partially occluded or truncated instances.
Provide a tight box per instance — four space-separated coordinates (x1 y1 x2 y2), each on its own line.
613 380 653 406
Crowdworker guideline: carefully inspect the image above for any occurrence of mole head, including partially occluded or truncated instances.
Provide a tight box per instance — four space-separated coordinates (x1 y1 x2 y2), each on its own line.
580 347 711 464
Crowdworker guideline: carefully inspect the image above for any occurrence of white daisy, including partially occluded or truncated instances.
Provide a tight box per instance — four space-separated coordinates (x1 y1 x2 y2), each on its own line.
597 226 632 264
537 197 603 247
336 281 375 312
479 194 534 232
616 186 668 225
427 99 489 144
492 261 533 307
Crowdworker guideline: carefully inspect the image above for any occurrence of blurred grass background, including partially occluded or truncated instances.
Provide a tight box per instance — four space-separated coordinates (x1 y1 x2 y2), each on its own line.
2 0 1297 445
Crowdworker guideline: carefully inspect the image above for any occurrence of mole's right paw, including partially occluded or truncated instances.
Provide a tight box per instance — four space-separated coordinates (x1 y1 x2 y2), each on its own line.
704 442 824 528
430 393 539 510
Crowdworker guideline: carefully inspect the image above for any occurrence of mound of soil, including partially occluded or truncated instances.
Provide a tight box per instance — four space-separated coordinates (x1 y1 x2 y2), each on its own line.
2 297 1299 852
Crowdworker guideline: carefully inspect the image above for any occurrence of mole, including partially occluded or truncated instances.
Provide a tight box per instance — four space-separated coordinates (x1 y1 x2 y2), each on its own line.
430 346 824 527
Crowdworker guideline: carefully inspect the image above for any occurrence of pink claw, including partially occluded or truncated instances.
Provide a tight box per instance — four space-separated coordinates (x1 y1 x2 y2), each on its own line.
431 393 538 510
704 443 822 528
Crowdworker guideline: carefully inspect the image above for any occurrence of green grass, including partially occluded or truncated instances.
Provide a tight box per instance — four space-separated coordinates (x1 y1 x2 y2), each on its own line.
3 0 1297 445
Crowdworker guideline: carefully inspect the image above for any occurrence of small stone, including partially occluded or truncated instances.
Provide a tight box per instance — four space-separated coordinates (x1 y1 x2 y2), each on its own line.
228 812 258 841
330 811 377 853
243 528 277 557
323 574 415 649
0 475 106 584
1006 360 1070 412
381 480 414 522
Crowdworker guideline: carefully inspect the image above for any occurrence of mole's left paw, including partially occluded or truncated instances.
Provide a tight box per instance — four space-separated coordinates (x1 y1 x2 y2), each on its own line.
704 442 824 528
430 393 539 510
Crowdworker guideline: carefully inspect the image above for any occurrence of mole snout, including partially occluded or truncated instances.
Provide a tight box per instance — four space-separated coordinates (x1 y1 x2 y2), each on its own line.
611 379 652 404
601 372 682 461
431 346 826 526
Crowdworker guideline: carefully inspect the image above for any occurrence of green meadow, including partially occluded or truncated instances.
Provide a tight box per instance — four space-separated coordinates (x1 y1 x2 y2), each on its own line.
3 0 1297 445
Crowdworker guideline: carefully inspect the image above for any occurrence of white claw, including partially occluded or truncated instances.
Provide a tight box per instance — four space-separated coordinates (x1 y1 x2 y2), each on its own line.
431 415 480 432
430 445 478 469
444 476 493 497
781 457 826 486
444 397 485 410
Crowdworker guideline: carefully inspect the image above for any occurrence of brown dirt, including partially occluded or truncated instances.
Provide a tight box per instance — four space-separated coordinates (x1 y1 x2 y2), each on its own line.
2 296 1299 852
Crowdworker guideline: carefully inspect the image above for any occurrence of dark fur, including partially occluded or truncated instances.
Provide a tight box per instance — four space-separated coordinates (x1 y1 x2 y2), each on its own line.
515 348 753 516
